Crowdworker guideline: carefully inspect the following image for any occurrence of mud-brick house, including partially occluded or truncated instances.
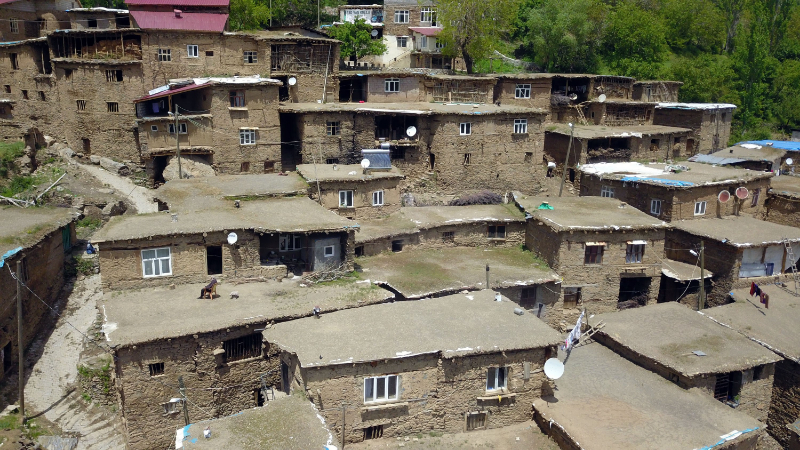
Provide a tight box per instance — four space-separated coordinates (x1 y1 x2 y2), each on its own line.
592 302 781 422
666 216 800 306
67 7 130 30
578 161 772 222
707 285 800 448
0 0 77 41
0 207 76 382
296 163 404 220
658 258 714 307
692 143 787 172
515 195 666 316
533 343 766 450
632 80 682 102
653 102 737 153
764 175 800 227
92 197 358 291
264 290 562 444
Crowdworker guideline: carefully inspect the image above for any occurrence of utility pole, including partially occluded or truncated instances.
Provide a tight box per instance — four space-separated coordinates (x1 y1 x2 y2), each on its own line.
16 260 24 423
699 241 706 310
485 263 490 290
317 0 320 29
340 402 346 449
269 0 272 27
558 123 575 197
174 104 182 180
179 376 189 426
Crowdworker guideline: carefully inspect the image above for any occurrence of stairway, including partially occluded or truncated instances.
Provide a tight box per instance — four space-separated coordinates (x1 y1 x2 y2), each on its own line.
44 389 126 450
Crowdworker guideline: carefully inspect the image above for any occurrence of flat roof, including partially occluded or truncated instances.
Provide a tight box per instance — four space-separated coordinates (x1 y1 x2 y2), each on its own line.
355 211 419 242
92 197 354 243
264 290 563 368
694 144 786 164
547 124 692 139
705 284 800 363
739 140 800 151
533 343 763 450
633 80 683 86
769 174 800 198
401 204 525 229
513 194 666 231
154 173 308 211
358 246 559 299
656 102 737 110
671 216 800 247
176 395 336 450
279 102 547 116
592 303 780 376
102 278 392 346
579 161 772 188
662 258 713 280
0 207 76 255
295 164 403 182
790 418 800 438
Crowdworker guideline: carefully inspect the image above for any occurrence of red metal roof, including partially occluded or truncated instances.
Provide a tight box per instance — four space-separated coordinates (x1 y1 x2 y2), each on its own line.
134 82 210 103
0 0 22 5
126 0 228 6
130 10 228 32
408 27 442 37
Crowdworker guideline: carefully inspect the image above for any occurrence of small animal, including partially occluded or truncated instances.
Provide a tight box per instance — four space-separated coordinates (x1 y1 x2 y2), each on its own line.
230 291 239 299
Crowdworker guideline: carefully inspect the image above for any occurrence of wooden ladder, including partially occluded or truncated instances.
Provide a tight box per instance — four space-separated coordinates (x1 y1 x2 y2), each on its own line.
782 238 799 295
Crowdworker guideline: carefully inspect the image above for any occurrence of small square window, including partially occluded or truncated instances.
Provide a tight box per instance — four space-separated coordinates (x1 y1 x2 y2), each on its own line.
626 243 645 263
460 122 471 135
651 199 662 215
486 367 507 391
563 287 581 308
206 50 214 57
521 287 537 301
158 48 171 62
372 190 384 206
463 153 471 165
264 161 275 173
240 161 250 172
240 129 256 145
168 123 188 134
87 18 98 28
515 84 531 99
21 90 28 99
601 186 615 198
3 85 10 93
513 118 527 134
385 78 400 92
391 147 406 160
324 245 335 257
364 425 384 440
487 225 506 239
105 69 123 82
151 125 158 132
326 158 339 164
396 36 408 48
584 244 604 264
230 90 245 107
76 99 86 110
149 362 164 377
243 51 258 64
163 399 182 415
694 201 707 216
442 231 454 241
107 102 119 112
339 190 354 207
142 247 172 277
394 10 409 23
466 412 486 431
187 45 199 58
10 18 19 34
38 91 45 101
326 121 341 136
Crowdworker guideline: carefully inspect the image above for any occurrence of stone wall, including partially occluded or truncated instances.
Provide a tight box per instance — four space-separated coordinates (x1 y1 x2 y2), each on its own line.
494 78 551 110
768 359 800 447
763 193 800 227
314 177 402 220
366 75 421 103
653 108 733 153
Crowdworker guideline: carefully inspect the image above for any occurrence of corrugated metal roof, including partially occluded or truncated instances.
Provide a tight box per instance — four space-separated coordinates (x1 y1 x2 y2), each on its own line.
688 154 747 165
130 10 227 32
0 0 22 5
740 140 800 152
126 0 227 6
134 82 209 102
408 26 441 37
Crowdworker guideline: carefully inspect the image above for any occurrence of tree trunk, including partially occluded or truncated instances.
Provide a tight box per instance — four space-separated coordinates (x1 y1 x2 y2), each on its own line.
462 49 475 74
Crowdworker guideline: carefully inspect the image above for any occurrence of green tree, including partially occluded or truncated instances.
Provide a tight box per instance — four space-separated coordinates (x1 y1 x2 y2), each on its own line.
772 59 800 131
659 0 726 53
270 0 342 27
79 0 125 8
228 0 270 31
328 19 387 65
731 2 774 138
436 0 523 74
669 55 739 104
602 1 668 78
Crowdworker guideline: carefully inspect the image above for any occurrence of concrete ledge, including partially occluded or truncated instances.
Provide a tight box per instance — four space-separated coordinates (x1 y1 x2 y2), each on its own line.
360 401 408 413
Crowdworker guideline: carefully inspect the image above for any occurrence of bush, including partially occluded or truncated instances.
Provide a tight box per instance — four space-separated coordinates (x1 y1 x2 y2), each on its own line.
0 141 24 179
0 175 34 197
448 191 503 206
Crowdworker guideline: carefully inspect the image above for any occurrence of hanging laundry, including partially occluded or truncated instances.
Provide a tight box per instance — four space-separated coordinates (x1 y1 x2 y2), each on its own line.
750 282 756 296
763 293 769 309
753 284 762 298
564 310 585 351
759 291 766 304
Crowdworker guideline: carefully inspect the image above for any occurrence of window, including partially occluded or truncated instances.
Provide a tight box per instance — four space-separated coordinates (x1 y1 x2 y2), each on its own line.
149 362 164 377
486 367 507 391
229 90 245 107
421 36 428 49
600 186 615 198
694 201 707 216
339 190 354 207
751 188 760 207
420 7 436 22
168 123 188 134
107 102 119 113
323 245 335 257
650 199 662 215
460 122 471 135
279 234 302 252
364 425 384 440
87 18 97 28
364 375 398 403
240 161 250 172
264 161 275 173
435 41 445 50
487 225 506 239
76 99 86 110
466 412 487 431
391 147 406 160
240 129 256 145
463 153 471 165
158 48 171 62
37 91 45 101
385 78 399 92
243 51 257 64
142 247 172 277
515 84 531 99
163 399 183 414
626 242 645 263
206 50 214 57
394 10 409 23
442 231 454 241
563 287 581 308
3 85 9 93
326 121 340 136
521 287 537 301
223 334 262 363
372 190 384 206
150 125 158 132
187 45 198 58
326 158 339 164
584 244 604 264
10 54 19 70
10 18 19 34
21 90 28 99
513 119 528 134
392 240 403 252
105 69 122 82
396 36 408 48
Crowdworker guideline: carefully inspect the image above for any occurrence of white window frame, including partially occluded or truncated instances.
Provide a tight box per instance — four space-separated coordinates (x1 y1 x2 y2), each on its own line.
364 374 399 403
279 234 302 252
339 190 354 208
513 118 528 134
694 201 707 216
162 399 183 415
150 125 158 132
396 36 408 48
486 367 507 391
142 247 172 278
460 122 472 136
394 10 409 23
168 123 187 134
601 186 615 198
158 48 171 62
323 245 335 257
10 18 19 34
420 7 435 22
650 199 662 215
239 129 256 145
385 78 400 92
187 45 198 58
420 36 428 49
243 51 257 64
625 243 646 263
515 84 531 99
372 190 384 206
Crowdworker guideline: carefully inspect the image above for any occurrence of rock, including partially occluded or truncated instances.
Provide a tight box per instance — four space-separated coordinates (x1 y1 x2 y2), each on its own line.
402 193 415 207
59 147 75 159
83 205 102 220
102 200 127 218
97 188 114 195
90 155 101 165
55 186 64 192
100 157 130 176
18 154 33 175
43 135 56 147
163 155 215 181
73 196 85 211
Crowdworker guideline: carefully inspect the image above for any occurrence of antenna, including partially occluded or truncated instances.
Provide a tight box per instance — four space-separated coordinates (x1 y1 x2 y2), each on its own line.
787 158 794 165
718 190 730 203
227 232 238 245
544 358 565 380
370 29 378 37
360 158 370 169
735 187 749 200
406 126 417 137
288 77 297 86
598 94 607 103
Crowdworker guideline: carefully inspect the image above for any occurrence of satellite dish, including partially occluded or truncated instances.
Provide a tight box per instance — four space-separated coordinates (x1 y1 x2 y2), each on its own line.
735 187 749 200
544 358 565 380
287 77 297 86
227 232 238 245
718 190 730 203
360 158 370 169
406 126 417 137
370 29 378 37
569 93 578 101
598 94 607 103
787 158 794 165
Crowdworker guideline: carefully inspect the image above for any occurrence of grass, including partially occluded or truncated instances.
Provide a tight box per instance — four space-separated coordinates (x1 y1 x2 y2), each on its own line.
76 217 102 232
0 141 25 179
0 412 49 440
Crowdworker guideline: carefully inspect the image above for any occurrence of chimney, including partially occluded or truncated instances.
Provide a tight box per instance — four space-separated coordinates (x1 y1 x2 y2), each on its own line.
174 9 182 17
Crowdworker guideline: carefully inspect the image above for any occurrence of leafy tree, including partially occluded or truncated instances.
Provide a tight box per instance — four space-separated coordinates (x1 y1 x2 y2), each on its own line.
228 0 270 31
436 0 523 74
669 55 739 104
327 19 387 64
772 59 800 131
658 0 726 53
711 0 747 52
270 0 342 27
602 1 668 78
79 0 125 8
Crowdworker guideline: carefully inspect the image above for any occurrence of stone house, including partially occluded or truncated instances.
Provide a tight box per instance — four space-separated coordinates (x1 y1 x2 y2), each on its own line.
658 258 714 307
263 290 562 444
764 175 800 227
578 161 773 222
706 284 800 448
631 80 682 102
408 27 453 70
654 102 737 153
592 302 781 422
296 163 403 220
666 216 800 306
92 197 357 291
0 0 78 41
127 0 229 35
0 207 76 382
692 143 787 172
515 195 666 319
67 7 130 30
381 0 435 67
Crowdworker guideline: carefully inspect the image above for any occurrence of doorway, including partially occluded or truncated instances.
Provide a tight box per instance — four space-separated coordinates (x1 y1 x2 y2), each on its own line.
207 246 222 275
618 276 652 308
280 361 290 394
686 139 695 155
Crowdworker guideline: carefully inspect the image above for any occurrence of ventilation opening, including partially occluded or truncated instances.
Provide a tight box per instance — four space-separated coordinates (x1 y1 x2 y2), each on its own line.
148 362 164 377
391 240 403 252
355 245 364 257
207 246 222 275
466 412 486 431
87 18 97 28
82 138 90 155
254 388 264 406
364 425 383 440
116 16 130 27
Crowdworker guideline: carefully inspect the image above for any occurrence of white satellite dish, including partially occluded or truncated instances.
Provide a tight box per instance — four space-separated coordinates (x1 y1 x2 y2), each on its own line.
569 93 578 101
718 190 730 203
787 158 794 165
287 77 297 86
406 126 417 137
370 29 378 37
360 158 371 169
598 94 607 103
735 186 749 200
227 232 238 245
544 358 565 380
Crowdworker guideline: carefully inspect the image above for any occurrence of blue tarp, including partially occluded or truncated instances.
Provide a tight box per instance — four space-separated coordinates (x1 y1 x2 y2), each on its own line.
739 140 800 151
620 176 695 187
0 247 22 268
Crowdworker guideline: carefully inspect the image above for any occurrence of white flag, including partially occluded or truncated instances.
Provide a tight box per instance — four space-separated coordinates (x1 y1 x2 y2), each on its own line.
564 311 585 351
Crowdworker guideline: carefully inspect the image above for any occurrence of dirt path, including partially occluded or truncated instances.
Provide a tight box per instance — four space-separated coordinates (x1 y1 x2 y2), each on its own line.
77 164 158 214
